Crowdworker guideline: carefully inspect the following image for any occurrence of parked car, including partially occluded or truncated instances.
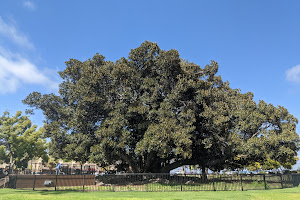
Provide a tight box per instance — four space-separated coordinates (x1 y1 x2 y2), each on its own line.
224 171 238 175
174 171 185 175
239 170 250 175
249 169 263 174
264 169 282 174
282 170 297 174
97 171 114 176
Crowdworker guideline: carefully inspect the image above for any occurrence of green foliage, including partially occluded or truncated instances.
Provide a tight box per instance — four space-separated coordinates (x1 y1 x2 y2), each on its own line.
0 145 9 163
261 159 281 170
23 41 300 173
247 162 261 171
0 111 47 169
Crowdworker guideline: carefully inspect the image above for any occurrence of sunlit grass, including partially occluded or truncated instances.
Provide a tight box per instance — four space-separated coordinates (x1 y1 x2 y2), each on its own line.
1 187 300 200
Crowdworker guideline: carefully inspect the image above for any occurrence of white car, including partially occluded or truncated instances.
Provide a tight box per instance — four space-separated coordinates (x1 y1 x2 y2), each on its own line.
239 170 250 175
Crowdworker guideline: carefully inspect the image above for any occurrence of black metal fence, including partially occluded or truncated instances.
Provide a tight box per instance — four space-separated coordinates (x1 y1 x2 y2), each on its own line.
3 173 300 192
1 163 98 175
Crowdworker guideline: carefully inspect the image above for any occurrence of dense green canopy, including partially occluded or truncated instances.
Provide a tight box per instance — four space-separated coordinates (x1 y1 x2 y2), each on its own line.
23 41 299 173
0 111 47 169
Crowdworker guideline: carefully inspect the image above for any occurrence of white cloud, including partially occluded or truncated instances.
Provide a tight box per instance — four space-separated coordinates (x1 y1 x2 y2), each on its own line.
0 16 58 94
0 48 58 94
286 65 300 84
23 1 36 11
0 16 34 49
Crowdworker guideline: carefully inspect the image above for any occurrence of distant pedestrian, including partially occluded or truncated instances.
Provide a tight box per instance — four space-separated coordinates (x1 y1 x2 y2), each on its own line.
56 163 62 175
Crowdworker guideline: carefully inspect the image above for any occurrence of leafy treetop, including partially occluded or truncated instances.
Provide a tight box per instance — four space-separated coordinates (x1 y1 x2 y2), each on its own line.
23 41 299 173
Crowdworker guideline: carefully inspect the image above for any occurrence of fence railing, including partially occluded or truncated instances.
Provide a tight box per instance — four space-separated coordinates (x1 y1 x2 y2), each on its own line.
4 173 300 192
3 168 97 175
0 176 9 188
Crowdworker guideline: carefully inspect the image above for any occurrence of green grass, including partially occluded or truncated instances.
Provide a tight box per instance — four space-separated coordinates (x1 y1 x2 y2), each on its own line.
1 187 300 200
23 181 285 192
55 180 283 192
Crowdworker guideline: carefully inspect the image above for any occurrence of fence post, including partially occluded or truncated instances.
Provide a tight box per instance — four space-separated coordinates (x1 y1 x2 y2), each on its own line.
240 175 243 191
3 176 6 188
224 175 227 191
146 174 149 192
280 174 284 189
263 174 267 190
33 175 36 190
212 175 216 191
180 175 183 191
4 176 8 188
15 174 18 189
55 174 57 191
83 174 85 192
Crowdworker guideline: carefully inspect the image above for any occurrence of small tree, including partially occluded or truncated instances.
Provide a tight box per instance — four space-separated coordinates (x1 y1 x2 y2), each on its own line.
0 111 47 169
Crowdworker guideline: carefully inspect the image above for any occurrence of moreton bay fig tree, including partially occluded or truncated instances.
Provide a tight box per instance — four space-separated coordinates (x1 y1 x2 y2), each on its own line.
23 41 299 173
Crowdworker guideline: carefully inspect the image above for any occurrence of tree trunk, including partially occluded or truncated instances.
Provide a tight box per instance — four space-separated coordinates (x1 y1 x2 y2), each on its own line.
9 150 15 173
120 154 139 173
10 154 13 165
144 152 155 172
201 165 207 181
8 143 14 167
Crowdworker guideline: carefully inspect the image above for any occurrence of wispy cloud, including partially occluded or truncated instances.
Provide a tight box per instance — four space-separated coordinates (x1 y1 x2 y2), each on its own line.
0 48 58 94
286 64 300 84
23 1 36 11
0 16 34 49
0 16 58 94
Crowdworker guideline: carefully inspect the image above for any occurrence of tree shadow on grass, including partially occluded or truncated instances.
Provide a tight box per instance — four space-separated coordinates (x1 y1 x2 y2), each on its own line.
36 190 83 195
1 188 84 196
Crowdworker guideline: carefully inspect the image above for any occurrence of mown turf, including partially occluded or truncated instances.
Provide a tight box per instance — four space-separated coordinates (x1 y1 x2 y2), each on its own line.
0 187 300 200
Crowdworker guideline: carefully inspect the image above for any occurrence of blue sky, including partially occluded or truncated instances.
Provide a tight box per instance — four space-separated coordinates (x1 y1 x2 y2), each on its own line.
0 0 300 169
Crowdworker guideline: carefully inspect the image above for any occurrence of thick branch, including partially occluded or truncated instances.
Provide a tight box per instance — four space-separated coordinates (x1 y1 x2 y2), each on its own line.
120 154 139 173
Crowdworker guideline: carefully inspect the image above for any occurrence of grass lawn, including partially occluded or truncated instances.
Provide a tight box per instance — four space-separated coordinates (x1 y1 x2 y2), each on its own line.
0 187 300 200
